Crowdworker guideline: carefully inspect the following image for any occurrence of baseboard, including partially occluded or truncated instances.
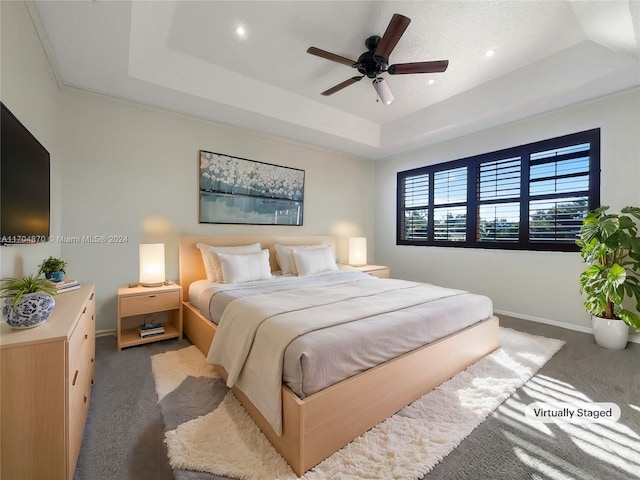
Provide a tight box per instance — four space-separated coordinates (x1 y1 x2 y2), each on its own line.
96 329 116 338
494 309 640 345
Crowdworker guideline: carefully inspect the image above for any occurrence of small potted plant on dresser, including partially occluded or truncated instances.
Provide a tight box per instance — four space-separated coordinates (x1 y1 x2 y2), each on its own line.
1 274 58 329
38 256 67 282
577 206 640 349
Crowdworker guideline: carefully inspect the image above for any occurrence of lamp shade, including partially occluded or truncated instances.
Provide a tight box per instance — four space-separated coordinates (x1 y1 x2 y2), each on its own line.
349 237 367 266
139 243 165 287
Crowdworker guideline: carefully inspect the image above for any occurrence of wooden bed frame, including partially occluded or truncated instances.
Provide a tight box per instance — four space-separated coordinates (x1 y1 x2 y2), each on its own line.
178 235 500 476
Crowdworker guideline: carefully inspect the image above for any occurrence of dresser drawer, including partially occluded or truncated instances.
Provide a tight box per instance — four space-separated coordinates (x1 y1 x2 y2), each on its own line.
120 291 180 317
68 303 95 369
68 341 93 474
68 352 92 424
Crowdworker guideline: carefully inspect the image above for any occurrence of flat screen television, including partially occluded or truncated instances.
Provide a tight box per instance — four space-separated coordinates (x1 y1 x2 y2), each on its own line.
1 102 51 245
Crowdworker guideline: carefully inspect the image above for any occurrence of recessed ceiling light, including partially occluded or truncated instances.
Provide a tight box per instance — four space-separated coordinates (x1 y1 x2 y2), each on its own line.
235 25 247 38
484 49 496 58
427 79 435 85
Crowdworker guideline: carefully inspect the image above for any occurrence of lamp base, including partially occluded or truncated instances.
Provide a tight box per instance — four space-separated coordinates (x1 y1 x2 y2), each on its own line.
141 282 163 287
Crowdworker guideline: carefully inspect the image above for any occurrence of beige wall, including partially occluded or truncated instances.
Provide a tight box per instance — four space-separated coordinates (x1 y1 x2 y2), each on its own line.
374 89 640 332
59 93 374 330
0 1 62 277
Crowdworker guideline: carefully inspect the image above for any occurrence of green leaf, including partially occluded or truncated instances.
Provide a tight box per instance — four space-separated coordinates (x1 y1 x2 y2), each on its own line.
599 217 620 239
618 215 635 230
607 264 626 284
0 274 57 306
621 206 640 221
618 309 640 331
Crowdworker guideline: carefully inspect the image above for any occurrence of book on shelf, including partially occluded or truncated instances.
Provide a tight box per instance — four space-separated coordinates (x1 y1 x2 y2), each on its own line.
139 329 165 338
54 279 80 292
138 325 165 338
140 322 163 330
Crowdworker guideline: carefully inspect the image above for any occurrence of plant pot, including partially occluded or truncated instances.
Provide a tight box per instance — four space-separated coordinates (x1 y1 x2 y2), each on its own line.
2 292 55 329
45 271 64 282
592 315 629 349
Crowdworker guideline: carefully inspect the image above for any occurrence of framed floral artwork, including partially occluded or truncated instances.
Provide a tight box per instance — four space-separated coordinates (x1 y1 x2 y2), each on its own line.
199 150 305 225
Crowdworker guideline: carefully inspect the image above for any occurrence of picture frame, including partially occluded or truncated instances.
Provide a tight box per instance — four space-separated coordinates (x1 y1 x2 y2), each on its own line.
199 150 305 226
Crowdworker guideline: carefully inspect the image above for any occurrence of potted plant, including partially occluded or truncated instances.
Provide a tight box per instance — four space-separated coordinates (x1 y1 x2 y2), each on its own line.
1 274 57 329
38 256 67 282
577 205 640 349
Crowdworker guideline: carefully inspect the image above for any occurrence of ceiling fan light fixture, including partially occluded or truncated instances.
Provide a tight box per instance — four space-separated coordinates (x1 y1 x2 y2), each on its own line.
373 77 395 105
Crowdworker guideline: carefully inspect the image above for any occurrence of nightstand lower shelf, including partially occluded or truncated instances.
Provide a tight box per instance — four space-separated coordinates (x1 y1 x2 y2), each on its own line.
119 322 180 349
117 284 183 351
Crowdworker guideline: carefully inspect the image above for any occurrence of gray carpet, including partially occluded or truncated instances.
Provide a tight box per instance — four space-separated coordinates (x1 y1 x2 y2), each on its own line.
74 316 640 480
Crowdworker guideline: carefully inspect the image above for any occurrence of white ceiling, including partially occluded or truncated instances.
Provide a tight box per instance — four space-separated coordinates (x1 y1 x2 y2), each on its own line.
33 1 640 160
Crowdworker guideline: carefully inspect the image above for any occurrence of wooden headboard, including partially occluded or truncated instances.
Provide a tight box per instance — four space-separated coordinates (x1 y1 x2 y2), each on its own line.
178 235 336 294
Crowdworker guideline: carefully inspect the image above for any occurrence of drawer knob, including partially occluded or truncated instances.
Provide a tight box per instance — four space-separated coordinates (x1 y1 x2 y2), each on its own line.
85 334 88 339
72 370 79 386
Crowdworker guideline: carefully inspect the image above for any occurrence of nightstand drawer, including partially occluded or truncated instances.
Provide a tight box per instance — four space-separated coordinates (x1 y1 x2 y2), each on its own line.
119 291 180 317
367 268 390 279
341 264 390 278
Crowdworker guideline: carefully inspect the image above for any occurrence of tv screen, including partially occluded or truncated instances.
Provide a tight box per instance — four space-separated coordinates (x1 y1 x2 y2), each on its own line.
1 102 50 245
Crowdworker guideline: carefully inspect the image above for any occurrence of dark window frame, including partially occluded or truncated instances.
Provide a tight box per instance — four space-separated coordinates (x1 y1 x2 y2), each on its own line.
396 129 600 252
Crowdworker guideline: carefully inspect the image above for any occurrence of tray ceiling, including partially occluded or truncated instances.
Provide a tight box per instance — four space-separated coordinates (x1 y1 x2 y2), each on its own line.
33 1 640 160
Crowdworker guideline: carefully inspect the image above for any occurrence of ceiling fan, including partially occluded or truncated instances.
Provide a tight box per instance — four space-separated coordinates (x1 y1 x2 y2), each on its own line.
307 13 449 104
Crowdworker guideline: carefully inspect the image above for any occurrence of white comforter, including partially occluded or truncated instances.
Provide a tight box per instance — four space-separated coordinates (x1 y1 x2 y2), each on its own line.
207 276 466 435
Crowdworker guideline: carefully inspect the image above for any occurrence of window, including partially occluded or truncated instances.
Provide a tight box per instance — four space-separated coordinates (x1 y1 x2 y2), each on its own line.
397 129 600 251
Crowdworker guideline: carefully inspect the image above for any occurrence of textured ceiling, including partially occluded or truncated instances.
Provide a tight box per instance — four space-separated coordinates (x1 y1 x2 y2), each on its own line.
33 1 640 160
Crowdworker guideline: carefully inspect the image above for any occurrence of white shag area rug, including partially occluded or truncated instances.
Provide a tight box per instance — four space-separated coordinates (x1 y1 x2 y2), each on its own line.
152 327 564 480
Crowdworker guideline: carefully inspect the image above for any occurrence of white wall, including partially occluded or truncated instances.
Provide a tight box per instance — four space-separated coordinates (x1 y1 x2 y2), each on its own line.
374 89 640 331
0 1 62 277
58 91 374 331
1 1 374 332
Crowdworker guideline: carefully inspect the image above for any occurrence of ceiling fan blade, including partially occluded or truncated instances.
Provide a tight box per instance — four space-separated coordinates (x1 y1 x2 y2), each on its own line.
374 13 411 59
307 47 359 67
321 76 363 96
388 60 449 75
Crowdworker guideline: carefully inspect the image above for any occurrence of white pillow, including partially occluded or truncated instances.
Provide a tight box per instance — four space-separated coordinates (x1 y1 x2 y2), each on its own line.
292 246 338 277
275 243 327 275
196 242 261 282
217 249 273 284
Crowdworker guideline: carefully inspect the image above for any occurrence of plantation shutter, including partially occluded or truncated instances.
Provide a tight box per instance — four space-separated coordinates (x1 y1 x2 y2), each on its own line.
477 157 521 242
433 167 467 241
528 142 592 243
401 173 429 241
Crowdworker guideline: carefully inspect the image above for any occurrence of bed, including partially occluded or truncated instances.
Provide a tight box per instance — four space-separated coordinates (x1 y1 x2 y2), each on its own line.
178 235 500 475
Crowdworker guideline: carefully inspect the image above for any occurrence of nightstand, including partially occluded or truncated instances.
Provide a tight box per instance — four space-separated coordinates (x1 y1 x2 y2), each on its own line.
117 283 183 350
342 264 390 278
